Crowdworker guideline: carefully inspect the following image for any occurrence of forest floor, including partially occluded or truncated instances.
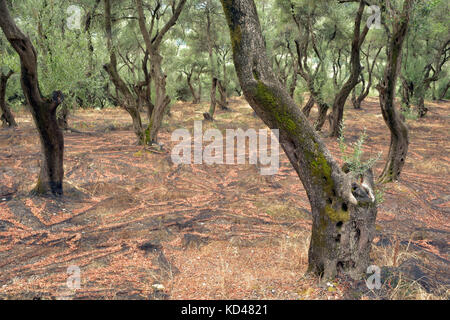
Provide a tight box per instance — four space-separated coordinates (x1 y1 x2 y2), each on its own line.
0 96 448 300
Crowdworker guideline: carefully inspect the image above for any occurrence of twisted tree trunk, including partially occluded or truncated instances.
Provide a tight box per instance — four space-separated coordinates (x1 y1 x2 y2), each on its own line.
187 72 200 104
329 1 369 137
204 77 217 121
0 70 17 127
221 0 377 280
217 79 229 110
136 0 186 144
0 0 64 196
377 0 412 183
302 95 315 117
104 0 146 145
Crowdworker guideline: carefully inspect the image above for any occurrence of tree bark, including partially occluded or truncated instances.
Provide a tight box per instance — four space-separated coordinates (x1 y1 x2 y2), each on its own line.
104 0 146 145
329 1 369 137
221 0 377 280
187 72 200 104
204 77 217 121
204 1 218 120
439 81 450 100
0 70 17 127
302 95 315 117
377 0 412 184
0 0 64 196
136 0 186 144
217 79 229 110
352 46 383 110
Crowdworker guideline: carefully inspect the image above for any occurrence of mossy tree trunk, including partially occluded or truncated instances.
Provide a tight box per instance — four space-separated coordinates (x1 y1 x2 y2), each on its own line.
221 0 377 280
0 0 64 196
377 0 413 184
0 69 17 127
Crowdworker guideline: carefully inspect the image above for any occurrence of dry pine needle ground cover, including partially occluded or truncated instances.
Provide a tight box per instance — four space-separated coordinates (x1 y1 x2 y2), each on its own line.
0 97 448 300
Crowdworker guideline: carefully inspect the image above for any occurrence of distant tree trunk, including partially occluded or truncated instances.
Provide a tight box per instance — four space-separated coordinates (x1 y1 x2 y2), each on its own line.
400 77 413 110
416 94 428 118
302 95 315 117
221 0 377 280
197 75 202 102
377 0 412 183
217 79 229 110
204 3 218 121
329 1 369 137
187 72 200 104
439 81 450 100
136 0 186 144
415 37 450 117
148 50 171 143
288 41 299 99
314 102 329 132
104 0 146 145
352 45 382 110
204 77 217 121
0 0 65 196
57 104 69 130
0 70 17 127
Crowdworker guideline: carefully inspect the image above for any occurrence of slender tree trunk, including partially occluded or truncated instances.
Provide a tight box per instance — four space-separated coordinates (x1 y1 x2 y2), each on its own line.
217 79 229 110
0 70 17 127
221 0 377 280
314 102 329 132
187 73 200 104
204 3 218 120
148 51 171 143
416 94 428 118
438 81 449 100
104 0 146 145
377 0 412 183
0 0 65 196
204 77 217 121
329 1 369 137
302 95 315 117
136 0 186 144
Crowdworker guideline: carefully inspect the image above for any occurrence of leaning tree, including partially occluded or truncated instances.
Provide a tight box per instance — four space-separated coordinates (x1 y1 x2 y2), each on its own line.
220 0 378 280
0 0 65 196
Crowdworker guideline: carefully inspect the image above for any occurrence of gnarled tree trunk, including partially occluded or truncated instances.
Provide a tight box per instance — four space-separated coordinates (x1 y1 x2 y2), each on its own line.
221 0 377 280
377 0 412 183
302 95 315 117
136 0 186 144
0 0 64 196
329 1 369 137
0 70 17 127
204 77 217 121
104 0 146 145
187 72 200 104
217 79 229 110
